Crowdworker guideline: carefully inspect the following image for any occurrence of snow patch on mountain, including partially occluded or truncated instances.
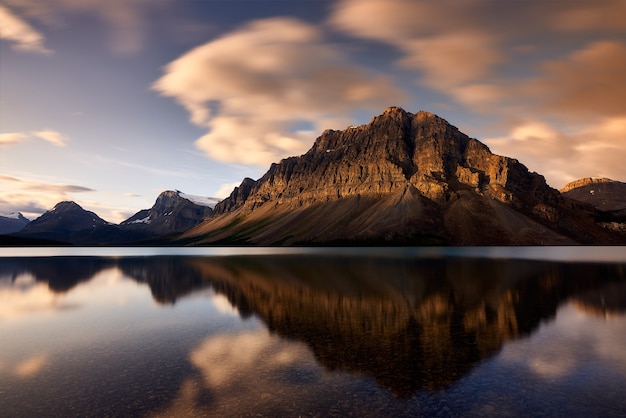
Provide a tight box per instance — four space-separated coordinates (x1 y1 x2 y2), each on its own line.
0 212 23 219
178 192 221 208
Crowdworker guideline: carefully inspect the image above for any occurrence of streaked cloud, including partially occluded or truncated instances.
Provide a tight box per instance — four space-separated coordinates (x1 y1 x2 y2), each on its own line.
33 130 70 147
0 174 95 219
3 0 164 54
525 41 626 120
0 132 29 146
153 17 405 166
0 4 51 54
485 117 626 188
0 130 70 147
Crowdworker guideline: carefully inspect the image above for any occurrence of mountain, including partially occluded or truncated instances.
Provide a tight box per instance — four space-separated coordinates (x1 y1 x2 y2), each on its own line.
15 201 109 244
180 107 625 245
11 191 219 245
561 178 626 211
0 212 30 234
119 190 216 237
560 178 626 234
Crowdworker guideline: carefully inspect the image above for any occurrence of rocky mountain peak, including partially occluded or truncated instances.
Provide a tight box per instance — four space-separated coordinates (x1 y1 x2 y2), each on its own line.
52 201 83 212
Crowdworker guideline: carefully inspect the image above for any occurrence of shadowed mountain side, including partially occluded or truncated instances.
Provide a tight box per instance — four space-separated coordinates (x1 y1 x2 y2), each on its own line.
180 108 623 245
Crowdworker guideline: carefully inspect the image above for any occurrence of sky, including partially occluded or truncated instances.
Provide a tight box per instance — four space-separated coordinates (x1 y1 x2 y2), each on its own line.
1 0 625 223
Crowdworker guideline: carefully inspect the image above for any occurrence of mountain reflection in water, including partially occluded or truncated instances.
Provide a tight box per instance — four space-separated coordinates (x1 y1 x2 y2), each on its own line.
1 252 625 416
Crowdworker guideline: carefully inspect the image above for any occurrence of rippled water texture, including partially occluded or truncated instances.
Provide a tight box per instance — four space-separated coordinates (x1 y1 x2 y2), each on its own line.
1 248 625 417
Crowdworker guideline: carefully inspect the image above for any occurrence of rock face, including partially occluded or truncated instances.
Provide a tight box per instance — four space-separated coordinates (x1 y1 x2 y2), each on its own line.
183 107 623 245
0 212 30 234
120 190 214 237
16 201 109 243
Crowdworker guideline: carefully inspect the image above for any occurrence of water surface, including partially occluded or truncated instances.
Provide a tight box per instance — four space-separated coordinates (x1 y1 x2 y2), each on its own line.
1 247 625 417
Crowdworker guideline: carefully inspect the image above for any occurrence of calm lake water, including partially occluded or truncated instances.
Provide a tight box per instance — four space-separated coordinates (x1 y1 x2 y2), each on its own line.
1 247 625 417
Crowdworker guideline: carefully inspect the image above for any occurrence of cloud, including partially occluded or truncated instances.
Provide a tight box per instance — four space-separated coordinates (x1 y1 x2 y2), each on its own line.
0 174 95 219
0 130 70 147
153 17 405 166
0 4 52 54
484 117 626 187
0 132 29 146
524 41 626 120
33 130 70 147
3 0 162 54
214 182 240 199
329 0 502 92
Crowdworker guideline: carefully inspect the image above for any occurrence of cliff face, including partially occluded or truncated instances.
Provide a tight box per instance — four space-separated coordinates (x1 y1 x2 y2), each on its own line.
184 107 624 245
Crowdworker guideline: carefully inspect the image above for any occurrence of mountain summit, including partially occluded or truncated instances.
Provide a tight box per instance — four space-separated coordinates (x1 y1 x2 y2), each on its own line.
181 107 623 245
120 190 216 236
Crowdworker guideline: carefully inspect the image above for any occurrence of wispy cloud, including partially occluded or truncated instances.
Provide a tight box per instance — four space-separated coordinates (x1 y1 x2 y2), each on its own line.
0 132 29 146
153 17 405 166
0 130 70 147
3 0 170 54
33 130 70 147
0 5 52 54
0 174 95 219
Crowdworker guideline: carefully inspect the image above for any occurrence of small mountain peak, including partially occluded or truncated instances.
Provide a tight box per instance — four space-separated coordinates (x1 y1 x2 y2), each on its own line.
52 201 82 212
383 106 408 115
561 177 617 193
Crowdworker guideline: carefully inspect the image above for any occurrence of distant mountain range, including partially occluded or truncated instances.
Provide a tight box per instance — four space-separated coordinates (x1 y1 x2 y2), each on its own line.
2 107 625 246
7 190 218 245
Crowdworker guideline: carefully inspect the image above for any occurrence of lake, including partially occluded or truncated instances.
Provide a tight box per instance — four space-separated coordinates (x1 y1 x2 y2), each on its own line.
1 247 626 417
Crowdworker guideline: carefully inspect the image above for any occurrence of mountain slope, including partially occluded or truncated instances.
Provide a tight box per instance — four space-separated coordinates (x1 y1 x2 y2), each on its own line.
181 107 623 245
0 212 30 234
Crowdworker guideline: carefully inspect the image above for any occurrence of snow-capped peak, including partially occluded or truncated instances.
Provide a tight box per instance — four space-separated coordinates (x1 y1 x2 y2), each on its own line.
0 212 23 220
178 192 221 209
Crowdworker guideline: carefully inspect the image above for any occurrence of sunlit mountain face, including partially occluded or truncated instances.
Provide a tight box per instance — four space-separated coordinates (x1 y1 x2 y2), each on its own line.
2 251 626 416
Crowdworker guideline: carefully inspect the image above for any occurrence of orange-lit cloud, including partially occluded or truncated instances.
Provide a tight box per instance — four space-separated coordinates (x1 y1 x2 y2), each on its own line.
33 130 70 147
0 4 51 54
0 132 29 146
526 41 626 120
485 117 626 188
153 17 405 166
0 130 70 147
